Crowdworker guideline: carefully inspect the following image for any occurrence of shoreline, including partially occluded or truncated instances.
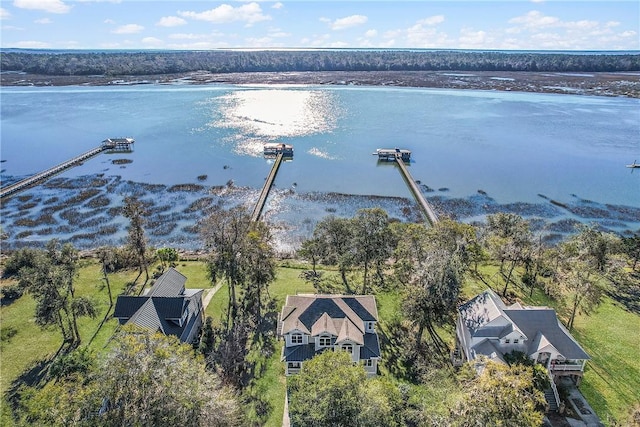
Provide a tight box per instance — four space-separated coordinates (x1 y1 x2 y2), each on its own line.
2 70 640 98
1 173 638 254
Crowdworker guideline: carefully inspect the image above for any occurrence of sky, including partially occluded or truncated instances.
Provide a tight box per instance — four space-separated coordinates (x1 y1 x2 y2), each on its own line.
1 0 638 51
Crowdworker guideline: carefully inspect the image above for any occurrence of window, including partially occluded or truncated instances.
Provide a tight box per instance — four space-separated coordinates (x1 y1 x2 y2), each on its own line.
342 344 353 354
288 362 300 368
319 336 331 347
291 333 303 344
363 359 373 367
505 339 510 344
514 339 519 344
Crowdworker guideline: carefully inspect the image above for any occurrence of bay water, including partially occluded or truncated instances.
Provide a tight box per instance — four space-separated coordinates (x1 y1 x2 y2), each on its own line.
1 84 639 250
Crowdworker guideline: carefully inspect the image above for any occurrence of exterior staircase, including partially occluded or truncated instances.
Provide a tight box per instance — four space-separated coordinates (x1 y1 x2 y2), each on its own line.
545 387 559 412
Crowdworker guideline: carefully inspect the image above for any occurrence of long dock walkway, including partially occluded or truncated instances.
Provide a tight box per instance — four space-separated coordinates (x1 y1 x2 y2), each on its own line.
0 145 106 200
394 154 439 225
251 152 285 222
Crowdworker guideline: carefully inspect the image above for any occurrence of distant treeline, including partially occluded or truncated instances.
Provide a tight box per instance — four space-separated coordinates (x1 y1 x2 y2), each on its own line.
1 50 639 76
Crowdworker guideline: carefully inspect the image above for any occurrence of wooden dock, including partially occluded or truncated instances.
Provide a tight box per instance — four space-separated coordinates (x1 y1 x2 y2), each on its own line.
391 152 439 226
251 152 285 222
0 138 134 200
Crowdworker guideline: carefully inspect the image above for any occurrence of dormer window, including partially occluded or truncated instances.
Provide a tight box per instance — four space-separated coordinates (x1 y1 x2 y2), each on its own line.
514 339 519 344
505 339 510 344
342 344 353 354
319 336 331 347
291 333 303 344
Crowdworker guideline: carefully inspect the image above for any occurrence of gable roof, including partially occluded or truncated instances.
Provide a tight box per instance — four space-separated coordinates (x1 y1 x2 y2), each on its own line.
113 268 203 342
504 309 589 360
280 294 378 337
147 268 187 297
458 289 589 361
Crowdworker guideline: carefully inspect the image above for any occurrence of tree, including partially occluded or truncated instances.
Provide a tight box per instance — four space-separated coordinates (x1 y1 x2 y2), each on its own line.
352 208 393 293
451 360 546 427
402 220 471 350
298 236 324 275
621 232 640 270
553 254 602 332
550 226 611 331
156 247 179 272
238 222 276 324
18 240 95 345
404 248 463 351
96 247 115 308
18 328 241 426
199 205 253 323
288 350 403 427
122 196 149 284
484 213 532 296
312 216 355 291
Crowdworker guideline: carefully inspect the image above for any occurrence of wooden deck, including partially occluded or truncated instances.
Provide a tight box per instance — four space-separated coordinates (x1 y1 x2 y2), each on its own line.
385 151 439 226
1 137 134 200
0 146 106 199
251 152 285 222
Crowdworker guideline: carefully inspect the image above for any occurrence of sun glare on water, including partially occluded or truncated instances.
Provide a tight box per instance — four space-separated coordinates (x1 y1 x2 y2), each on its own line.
213 88 340 155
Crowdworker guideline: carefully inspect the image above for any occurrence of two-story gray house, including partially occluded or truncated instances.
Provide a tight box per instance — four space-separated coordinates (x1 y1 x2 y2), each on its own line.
278 294 381 375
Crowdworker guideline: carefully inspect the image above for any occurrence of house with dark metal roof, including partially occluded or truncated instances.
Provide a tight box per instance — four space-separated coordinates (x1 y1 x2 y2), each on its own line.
278 294 381 375
113 268 204 344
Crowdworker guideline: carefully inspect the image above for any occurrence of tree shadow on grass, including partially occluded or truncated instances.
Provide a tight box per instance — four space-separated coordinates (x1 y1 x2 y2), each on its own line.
4 343 70 421
379 319 450 384
606 275 640 315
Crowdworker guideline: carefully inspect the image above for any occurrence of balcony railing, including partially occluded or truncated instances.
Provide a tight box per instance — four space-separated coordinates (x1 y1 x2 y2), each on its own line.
551 362 584 372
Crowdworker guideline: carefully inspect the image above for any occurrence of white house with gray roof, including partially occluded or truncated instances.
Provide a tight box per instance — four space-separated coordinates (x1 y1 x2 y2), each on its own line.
454 288 590 386
278 294 381 375
113 268 204 344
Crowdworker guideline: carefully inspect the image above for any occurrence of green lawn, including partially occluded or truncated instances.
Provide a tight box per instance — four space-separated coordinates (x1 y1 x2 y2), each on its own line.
0 263 141 394
572 297 640 425
2 259 637 425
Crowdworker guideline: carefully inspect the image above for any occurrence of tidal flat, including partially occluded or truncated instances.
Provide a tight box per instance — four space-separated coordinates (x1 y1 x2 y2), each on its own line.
2 171 638 254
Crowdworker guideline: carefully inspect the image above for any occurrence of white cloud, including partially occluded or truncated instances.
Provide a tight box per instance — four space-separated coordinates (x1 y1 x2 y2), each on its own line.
364 29 377 38
35 17 52 24
503 10 640 50
13 0 70 14
245 36 286 48
169 33 208 40
112 24 144 34
272 2 283 10
178 3 270 26
103 18 115 24
157 16 186 27
387 18 452 47
13 40 51 48
458 28 496 49
268 27 290 38
509 11 559 29
326 14 368 30
142 37 163 46
418 15 444 26
1 7 11 19
530 0 545 3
